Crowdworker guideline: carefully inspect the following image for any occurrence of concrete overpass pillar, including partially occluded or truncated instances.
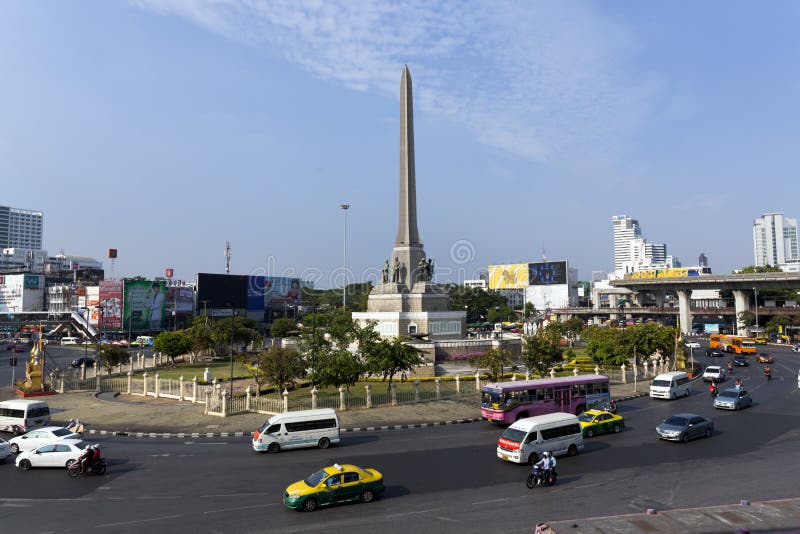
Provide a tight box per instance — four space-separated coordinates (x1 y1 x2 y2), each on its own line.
654 290 665 307
676 290 693 335
591 288 601 310
732 290 751 335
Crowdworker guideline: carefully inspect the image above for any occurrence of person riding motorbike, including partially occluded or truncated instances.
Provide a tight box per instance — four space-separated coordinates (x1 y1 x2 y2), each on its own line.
533 451 557 484
91 444 101 466
77 445 94 474
608 399 617 413
763 366 771 381
727 361 733 373
709 382 718 397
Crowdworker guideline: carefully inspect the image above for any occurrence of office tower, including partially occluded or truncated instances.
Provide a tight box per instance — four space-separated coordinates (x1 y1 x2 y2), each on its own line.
699 253 708 267
612 215 642 272
0 205 44 250
753 213 799 267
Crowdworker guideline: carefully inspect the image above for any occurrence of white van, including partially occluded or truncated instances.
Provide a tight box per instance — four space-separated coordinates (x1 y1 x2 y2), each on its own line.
61 337 81 346
496 412 584 465
0 399 51 434
650 371 692 399
252 408 340 453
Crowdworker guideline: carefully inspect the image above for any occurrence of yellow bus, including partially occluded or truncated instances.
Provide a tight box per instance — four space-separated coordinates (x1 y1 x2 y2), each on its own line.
709 334 756 354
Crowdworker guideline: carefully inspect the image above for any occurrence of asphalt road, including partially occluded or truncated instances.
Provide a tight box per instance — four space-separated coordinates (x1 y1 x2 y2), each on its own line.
1 342 798 533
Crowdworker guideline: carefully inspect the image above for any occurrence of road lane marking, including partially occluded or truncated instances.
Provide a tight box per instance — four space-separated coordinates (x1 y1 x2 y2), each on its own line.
436 516 462 523
200 492 272 498
95 514 181 528
204 503 276 514
184 442 227 445
472 498 512 505
385 508 441 518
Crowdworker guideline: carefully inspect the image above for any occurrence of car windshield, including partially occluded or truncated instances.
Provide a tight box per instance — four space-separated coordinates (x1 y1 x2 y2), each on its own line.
304 469 329 488
718 391 738 398
500 428 527 442
664 416 688 426
52 428 72 437
706 367 720 373
578 413 596 423
652 380 670 387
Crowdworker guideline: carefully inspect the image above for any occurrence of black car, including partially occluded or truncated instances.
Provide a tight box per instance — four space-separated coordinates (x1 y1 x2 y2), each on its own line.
705 349 724 357
70 357 96 368
733 355 749 367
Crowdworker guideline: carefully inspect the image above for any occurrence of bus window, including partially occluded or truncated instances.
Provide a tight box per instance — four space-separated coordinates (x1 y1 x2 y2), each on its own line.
571 384 586 397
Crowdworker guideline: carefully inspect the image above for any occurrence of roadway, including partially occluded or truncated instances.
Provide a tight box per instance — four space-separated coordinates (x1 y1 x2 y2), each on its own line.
1 343 798 533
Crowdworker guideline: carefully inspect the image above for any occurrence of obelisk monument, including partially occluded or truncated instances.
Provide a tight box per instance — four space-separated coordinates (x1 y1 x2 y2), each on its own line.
353 65 465 339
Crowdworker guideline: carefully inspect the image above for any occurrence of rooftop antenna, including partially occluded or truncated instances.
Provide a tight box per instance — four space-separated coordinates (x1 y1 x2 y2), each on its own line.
541 247 547 262
225 241 231 274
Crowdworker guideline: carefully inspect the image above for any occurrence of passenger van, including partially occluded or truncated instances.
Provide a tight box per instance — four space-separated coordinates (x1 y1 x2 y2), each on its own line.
0 399 51 434
252 409 340 453
61 337 81 346
496 412 584 465
650 371 691 399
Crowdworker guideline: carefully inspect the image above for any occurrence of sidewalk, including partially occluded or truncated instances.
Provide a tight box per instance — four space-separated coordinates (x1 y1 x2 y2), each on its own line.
0 379 651 437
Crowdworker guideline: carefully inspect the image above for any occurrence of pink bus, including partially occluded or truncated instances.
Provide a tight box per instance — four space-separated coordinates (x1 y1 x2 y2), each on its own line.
480 375 610 424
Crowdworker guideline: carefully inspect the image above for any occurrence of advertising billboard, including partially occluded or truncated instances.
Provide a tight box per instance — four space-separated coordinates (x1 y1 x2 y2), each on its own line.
86 286 100 325
99 280 123 329
488 264 529 289
166 286 194 316
196 273 248 310
0 274 45 312
528 261 568 286
123 280 167 331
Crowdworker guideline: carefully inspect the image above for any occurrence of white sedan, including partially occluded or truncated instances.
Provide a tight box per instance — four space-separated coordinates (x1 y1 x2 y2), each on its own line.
8 426 81 454
16 439 89 470
684 341 701 349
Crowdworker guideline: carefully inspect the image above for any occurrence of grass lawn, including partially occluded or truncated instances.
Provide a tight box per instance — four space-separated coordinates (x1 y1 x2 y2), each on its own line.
132 360 252 381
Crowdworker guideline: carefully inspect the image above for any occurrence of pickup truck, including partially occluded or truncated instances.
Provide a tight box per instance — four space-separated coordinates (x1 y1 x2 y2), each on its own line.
702 366 726 383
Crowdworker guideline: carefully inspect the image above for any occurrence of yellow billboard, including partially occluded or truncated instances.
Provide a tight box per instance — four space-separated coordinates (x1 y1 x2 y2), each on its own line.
488 264 529 289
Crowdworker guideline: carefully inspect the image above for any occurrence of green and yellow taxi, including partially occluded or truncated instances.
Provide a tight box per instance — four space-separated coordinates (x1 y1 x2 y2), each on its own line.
578 409 625 438
283 463 385 512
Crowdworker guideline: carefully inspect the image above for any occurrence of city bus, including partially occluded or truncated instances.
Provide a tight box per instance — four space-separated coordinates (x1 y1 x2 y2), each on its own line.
708 334 756 354
480 375 610 424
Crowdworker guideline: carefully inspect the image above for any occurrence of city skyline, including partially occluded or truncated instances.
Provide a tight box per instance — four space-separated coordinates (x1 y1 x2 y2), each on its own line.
3 1 800 286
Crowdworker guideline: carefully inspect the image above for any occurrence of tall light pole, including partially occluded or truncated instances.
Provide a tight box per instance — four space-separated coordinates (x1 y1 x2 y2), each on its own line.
340 204 350 311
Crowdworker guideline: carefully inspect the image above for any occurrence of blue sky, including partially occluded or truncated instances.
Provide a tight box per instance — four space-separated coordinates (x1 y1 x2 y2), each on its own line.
2 1 799 287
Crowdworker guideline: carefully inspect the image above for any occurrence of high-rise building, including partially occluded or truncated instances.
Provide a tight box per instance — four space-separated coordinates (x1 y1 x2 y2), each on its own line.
612 215 642 272
699 253 708 267
645 242 667 265
753 213 799 267
0 205 43 250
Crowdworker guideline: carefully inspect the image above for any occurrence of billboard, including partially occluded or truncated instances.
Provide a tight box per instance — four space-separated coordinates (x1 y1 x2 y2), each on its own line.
86 286 100 325
99 280 123 329
196 273 248 310
248 276 303 310
0 274 45 312
123 280 167 331
528 261 568 286
488 264 529 289
166 286 194 316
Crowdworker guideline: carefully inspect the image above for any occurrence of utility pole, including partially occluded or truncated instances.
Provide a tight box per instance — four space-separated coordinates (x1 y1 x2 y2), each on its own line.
225 241 231 275
340 204 350 310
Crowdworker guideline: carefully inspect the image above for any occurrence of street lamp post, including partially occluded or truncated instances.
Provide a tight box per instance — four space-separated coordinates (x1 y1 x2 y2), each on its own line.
340 203 350 310
229 306 235 398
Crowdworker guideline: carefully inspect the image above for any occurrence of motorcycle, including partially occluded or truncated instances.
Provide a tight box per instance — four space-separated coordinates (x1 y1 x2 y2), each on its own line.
709 384 718 397
526 466 557 488
68 458 106 478
764 368 772 381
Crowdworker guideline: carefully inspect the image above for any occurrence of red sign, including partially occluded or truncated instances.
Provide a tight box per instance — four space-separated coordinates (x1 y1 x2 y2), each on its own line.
497 438 521 451
165 268 174 279
98 280 123 329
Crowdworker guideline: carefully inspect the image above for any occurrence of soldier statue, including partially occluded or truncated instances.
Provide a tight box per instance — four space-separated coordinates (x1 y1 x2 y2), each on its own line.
382 259 390 284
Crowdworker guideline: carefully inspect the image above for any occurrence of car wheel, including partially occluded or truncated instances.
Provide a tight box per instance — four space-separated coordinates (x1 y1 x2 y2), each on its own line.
267 442 280 454
685 388 690 397
318 437 330 449
613 424 621 433
66 460 75 469
361 489 374 503
19 459 31 471
681 433 689 443
567 444 578 457
706 427 713 438
527 452 539 465
586 428 594 438
302 498 318 512
9 443 19 454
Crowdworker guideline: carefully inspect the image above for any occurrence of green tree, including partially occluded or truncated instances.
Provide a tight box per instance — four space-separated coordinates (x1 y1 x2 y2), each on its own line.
211 316 259 351
248 346 306 393
365 337 425 389
96 344 129 375
764 316 791 334
562 317 584 346
183 317 215 362
619 323 674 363
153 331 192 367
469 347 513 381
523 302 536 320
270 318 297 338
448 286 508 324
487 305 515 324
582 326 626 367
523 322 565 373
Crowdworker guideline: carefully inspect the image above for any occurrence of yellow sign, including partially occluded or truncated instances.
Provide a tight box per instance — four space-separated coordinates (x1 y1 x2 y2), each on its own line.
488 264 529 289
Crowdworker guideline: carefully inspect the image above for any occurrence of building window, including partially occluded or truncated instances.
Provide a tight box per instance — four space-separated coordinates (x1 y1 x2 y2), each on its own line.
408 322 418 335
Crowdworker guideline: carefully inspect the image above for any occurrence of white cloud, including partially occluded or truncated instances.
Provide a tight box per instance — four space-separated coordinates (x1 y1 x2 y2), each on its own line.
134 0 660 173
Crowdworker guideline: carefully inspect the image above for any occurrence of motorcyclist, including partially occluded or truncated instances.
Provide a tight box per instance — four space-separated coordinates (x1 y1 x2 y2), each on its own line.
78 445 94 474
727 360 733 373
533 451 556 483
709 382 718 396
763 366 771 380
608 399 617 413
91 444 101 466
